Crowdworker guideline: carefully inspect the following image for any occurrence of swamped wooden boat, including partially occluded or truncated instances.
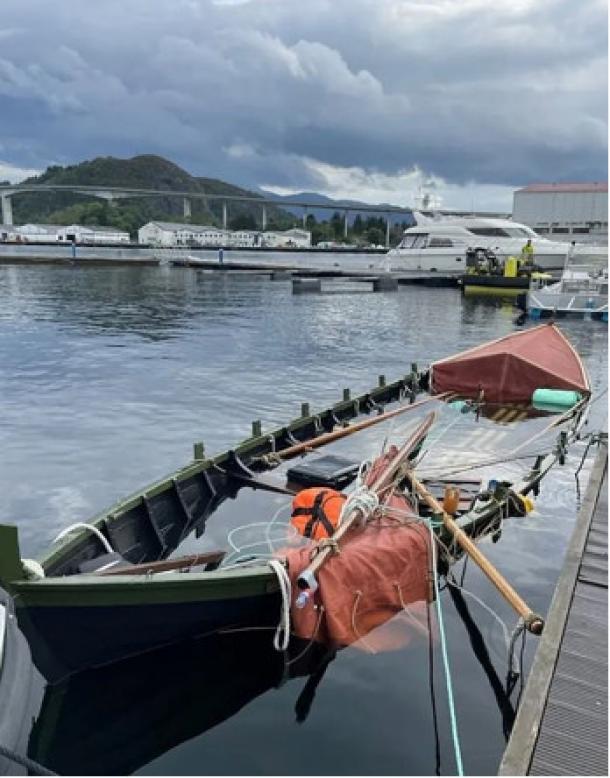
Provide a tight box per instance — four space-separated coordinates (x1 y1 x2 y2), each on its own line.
0 324 592 681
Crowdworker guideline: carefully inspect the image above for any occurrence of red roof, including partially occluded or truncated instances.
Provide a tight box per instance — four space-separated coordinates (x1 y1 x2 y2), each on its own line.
431 324 590 403
517 182 608 194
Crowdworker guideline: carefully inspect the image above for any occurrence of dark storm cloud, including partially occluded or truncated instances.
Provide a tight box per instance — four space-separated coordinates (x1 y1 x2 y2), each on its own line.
0 0 606 193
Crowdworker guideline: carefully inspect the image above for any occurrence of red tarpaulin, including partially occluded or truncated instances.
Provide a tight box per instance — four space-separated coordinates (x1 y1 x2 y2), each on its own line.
283 452 432 648
430 323 590 403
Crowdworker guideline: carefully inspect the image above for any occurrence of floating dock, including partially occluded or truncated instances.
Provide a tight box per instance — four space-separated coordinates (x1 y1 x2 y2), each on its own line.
171 256 460 288
499 435 608 776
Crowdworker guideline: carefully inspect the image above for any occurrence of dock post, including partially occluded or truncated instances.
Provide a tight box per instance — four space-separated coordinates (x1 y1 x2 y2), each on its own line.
373 276 398 292
378 375 386 387
292 278 322 294
193 441 205 460
301 403 310 418
343 388 351 401
1 194 13 226
251 420 262 438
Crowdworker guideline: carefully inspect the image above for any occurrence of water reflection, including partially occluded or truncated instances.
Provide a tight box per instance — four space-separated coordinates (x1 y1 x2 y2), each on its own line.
0 263 606 776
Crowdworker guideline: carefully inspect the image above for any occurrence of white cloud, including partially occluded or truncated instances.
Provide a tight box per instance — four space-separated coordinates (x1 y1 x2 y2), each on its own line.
0 0 605 203
264 159 515 212
0 160 41 183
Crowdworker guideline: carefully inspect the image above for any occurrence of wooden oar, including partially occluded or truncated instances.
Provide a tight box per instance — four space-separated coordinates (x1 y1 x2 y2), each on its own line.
296 411 437 592
258 393 450 465
405 470 544 634
98 550 226 576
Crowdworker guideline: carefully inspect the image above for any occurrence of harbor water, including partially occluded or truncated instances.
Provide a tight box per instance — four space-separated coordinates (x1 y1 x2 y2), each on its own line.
0 258 607 776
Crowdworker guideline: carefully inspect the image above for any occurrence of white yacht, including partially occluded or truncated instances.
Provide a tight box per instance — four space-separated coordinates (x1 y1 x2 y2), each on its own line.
385 213 608 272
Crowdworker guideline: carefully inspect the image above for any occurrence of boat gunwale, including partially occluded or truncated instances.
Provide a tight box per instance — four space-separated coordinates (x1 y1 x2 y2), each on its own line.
32 372 419 574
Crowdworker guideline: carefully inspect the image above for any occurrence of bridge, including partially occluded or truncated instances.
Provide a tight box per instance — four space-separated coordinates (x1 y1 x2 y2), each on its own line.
0 183 417 246
0 183 511 247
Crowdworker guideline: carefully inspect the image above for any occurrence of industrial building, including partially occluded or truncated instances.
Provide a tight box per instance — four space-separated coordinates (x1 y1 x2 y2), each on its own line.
513 182 608 244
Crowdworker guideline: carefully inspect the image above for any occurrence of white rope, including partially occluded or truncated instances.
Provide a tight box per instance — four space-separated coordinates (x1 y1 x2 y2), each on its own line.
52 522 113 554
268 559 292 651
339 460 379 526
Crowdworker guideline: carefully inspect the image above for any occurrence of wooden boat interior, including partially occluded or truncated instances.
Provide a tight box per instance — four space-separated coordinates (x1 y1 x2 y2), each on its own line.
38 374 584 582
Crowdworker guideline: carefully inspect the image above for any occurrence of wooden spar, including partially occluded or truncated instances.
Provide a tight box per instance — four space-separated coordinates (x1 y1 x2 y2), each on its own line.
405 470 545 635
99 551 226 576
296 411 437 591
258 393 450 465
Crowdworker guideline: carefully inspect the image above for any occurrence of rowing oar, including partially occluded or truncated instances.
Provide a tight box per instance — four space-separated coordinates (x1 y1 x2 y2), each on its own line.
258 393 450 466
405 470 545 635
295 411 437 595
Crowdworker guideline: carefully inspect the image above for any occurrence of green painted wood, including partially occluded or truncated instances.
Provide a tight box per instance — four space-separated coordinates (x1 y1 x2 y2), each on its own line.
0 524 23 591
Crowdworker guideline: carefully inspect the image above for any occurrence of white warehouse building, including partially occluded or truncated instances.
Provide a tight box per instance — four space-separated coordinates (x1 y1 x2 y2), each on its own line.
513 182 608 244
138 222 228 247
138 222 312 249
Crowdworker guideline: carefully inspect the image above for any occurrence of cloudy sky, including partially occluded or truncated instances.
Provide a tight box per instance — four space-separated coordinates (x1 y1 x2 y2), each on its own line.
0 0 607 210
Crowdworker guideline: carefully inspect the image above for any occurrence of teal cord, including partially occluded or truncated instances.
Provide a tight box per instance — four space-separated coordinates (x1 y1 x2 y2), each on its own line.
428 520 464 776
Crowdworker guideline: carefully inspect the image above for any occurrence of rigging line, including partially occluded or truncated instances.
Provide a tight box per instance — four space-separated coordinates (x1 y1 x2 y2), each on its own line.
426 594 442 777
445 575 512 658
417 447 555 479
427 520 464 776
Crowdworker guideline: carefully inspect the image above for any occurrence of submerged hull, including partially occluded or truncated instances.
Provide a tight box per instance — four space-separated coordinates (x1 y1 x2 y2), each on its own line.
17 584 279 683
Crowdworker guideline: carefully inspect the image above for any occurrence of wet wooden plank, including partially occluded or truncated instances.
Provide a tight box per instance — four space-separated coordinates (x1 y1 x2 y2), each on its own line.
499 439 608 776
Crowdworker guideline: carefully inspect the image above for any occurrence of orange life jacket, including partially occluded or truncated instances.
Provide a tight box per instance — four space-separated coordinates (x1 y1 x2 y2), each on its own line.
290 487 346 540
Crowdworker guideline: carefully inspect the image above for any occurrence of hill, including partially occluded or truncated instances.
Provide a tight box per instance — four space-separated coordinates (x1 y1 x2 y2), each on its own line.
259 189 414 227
13 155 295 237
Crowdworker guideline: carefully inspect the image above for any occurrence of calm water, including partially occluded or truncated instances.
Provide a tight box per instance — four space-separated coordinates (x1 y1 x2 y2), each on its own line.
0 260 607 775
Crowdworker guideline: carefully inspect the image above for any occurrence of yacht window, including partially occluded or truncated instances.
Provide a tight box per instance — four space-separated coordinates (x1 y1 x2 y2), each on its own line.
535 227 550 234
428 237 453 247
552 227 569 234
400 233 427 249
503 227 534 238
468 227 509 238
572 227 590 234
412 234 428 249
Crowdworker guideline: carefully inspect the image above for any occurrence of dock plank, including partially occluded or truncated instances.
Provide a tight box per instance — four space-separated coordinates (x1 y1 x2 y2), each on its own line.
499 439 608 776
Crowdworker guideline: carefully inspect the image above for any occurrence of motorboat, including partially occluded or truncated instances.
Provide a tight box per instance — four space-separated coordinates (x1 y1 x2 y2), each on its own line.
526 264 608 321
386 213 608 273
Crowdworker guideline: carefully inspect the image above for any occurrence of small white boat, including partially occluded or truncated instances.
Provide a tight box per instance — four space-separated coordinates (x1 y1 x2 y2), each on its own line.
527 265 608 321
386 214 608 273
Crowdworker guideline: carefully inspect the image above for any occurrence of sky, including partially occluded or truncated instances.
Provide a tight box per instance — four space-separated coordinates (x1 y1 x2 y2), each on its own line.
0 0 607 211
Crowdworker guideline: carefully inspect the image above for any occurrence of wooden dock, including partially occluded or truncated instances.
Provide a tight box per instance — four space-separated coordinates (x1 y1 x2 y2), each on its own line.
499 435 608 776
171 256 461 288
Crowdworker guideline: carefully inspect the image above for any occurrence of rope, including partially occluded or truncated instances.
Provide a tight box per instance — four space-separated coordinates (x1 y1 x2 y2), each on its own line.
52 522 113 554
0 744 57 776
268 559 291 651
338 460 379 527
427 520 464 776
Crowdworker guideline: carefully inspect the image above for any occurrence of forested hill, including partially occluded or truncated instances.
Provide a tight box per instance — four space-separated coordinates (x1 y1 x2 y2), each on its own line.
11 155 295 236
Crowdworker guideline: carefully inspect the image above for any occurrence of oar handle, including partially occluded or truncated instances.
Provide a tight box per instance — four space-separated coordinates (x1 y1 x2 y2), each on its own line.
411 476 544 635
